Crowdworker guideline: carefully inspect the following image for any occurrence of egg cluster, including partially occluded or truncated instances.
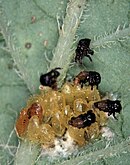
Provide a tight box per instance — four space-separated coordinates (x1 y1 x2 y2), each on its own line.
15 82 107 147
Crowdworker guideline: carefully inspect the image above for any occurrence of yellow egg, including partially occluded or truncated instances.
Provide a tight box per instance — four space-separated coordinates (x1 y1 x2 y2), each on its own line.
67 126 86 146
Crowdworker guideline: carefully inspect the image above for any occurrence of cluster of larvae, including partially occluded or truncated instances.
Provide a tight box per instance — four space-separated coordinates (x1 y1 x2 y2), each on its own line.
15 38 122 147
15 70 121 147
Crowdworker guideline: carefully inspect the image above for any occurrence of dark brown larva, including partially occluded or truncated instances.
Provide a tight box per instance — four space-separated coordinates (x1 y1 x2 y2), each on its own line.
94 99 122 119
75 38 94 64
68 110 96 129
74 71 101 90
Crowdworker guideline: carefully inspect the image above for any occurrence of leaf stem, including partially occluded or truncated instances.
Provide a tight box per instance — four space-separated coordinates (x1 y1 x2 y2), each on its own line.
49 0 86 87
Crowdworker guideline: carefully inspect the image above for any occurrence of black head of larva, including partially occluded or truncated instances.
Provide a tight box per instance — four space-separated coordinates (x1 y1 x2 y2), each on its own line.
74 71 101 90
68 110 96 129
40 67 62 89
94 99 122 120
75 38 94 64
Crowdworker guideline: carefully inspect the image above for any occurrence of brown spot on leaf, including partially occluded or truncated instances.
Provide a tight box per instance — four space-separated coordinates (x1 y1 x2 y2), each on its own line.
31 16 36 23
25 42 32 49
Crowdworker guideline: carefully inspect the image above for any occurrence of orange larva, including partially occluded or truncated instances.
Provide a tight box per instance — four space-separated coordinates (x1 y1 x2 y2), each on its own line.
15 102 43 137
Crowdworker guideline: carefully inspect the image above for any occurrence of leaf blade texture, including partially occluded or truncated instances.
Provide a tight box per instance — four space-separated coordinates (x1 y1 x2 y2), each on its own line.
0 0 130 164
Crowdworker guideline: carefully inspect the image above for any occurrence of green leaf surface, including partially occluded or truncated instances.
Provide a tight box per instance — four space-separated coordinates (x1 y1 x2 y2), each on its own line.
0 0 130 164
0 0 67 93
